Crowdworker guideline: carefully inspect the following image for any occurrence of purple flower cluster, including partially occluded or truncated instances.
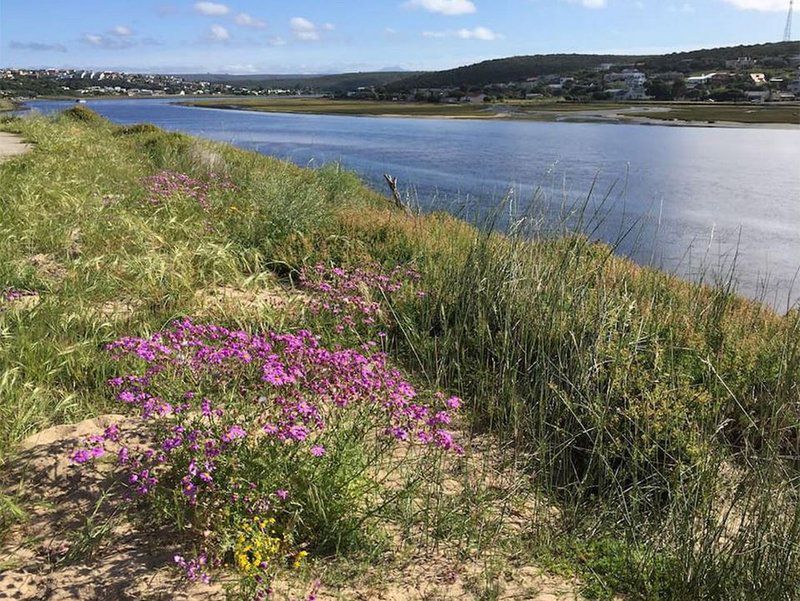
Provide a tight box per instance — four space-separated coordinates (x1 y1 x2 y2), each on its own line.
70 317 462 585
102 319 460 456
70 423 119 464
300 263 422 333
142 170 234 211
174 553 211 584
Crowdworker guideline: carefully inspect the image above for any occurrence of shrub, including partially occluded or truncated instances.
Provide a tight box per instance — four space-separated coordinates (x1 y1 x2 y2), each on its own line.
70 315 461 593
62 105 105 124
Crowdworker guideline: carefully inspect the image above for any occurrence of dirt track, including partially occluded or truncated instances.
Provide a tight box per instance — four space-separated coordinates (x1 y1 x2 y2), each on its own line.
0 132 31 161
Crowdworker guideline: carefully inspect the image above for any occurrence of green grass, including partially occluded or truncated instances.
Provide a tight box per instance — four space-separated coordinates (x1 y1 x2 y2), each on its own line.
182 97 800 125
0 99 15 112
1 108 799 599
627 103 800 124
182 97 498 118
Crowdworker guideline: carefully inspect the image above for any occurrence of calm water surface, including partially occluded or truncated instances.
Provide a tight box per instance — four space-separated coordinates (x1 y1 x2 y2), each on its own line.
25 98 800 310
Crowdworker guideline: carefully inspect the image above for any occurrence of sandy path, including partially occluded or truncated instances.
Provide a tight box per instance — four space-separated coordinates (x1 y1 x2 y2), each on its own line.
0 132 31 161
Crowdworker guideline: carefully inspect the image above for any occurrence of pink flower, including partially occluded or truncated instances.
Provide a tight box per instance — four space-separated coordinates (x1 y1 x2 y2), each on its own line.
310 445 326 457
221 424 246 443
445 396 462 410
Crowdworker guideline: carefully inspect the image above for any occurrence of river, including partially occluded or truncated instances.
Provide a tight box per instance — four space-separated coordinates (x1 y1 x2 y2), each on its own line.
23 98 800 311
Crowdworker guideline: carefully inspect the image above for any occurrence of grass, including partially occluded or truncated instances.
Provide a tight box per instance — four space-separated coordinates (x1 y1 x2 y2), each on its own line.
626 103 800 125
182 97 499 118
0 107 799 599
0 99 15 112
182 97 800 125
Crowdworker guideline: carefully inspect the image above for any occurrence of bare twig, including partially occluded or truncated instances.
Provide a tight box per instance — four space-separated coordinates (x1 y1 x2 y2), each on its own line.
383 173 412 215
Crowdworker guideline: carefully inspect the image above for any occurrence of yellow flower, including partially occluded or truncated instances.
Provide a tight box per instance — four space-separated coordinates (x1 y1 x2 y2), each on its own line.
234 517 283 575
292 550 308 570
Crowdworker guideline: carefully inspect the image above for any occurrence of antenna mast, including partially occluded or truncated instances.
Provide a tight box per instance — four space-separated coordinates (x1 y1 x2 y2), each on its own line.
785 0 794 42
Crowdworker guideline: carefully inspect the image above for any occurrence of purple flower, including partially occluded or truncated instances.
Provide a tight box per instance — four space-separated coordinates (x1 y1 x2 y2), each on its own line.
310 445 326 457
221 424 246 443
70 445 105 464
445 396 462 410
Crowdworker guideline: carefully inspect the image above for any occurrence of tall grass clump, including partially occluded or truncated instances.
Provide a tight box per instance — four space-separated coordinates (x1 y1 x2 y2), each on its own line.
388 215 800 599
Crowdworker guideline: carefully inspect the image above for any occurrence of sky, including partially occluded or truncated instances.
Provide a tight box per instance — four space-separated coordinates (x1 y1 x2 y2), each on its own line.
0 1 796 74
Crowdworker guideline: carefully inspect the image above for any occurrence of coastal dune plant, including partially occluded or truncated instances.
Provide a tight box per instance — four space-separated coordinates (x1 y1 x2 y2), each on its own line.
71 317 462 593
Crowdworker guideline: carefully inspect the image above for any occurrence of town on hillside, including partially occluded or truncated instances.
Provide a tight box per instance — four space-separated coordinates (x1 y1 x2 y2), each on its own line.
3 43 800 104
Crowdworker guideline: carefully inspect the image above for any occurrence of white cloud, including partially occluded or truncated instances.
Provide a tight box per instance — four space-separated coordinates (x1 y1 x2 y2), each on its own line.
268 36 287 46
194 1 230 16
322 23 336 31
235 13 266 28
456 26 501 40
83 28 147 49
210 24 230 41
564 0 607 8
423 26 503 40
404 0 477 16
720 0 790 10
290 17 328 41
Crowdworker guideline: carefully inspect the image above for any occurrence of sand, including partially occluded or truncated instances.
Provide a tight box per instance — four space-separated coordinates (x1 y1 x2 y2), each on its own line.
0 132 31 162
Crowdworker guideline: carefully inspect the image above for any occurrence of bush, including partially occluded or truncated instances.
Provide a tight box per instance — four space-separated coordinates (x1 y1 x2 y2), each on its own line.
62 105 106 124
72 318 462 594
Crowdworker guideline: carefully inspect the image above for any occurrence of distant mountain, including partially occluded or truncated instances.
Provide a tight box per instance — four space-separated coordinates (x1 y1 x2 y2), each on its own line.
386 41 800 90
178 71 422 93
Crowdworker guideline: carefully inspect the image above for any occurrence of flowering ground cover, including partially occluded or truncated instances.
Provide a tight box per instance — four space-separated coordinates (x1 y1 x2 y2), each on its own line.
0 107 798 600
70 317 462 595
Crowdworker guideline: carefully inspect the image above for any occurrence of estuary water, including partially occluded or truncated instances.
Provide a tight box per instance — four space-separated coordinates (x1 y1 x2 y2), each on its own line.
25 98 800 310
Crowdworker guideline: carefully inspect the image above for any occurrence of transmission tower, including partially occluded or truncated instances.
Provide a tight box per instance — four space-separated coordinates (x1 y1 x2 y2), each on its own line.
785 0 794 42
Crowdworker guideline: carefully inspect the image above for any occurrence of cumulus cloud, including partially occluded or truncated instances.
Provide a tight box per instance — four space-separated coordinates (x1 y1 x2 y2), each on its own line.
423 26 503 40
209 24 230 41
82 25 141 49
404 0 477 15
194 1 230 16
235 13 266 28
720 0 790 9
456 26 501 39
10 40 68 52
290 17 331 41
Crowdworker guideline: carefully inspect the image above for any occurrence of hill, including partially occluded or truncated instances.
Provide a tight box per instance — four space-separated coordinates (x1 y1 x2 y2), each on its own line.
180 70 422 93
387 41 800 90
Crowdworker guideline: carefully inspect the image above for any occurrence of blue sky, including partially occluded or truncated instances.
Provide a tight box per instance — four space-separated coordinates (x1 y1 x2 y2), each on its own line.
0 1 794 73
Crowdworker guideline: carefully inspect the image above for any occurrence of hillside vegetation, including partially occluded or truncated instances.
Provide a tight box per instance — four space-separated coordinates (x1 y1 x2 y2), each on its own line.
388 41 800 90
181 71 422 94
0 108 798 600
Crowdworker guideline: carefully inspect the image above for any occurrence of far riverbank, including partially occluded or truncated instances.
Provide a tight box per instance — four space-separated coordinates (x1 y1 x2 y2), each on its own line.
179 97 800 128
